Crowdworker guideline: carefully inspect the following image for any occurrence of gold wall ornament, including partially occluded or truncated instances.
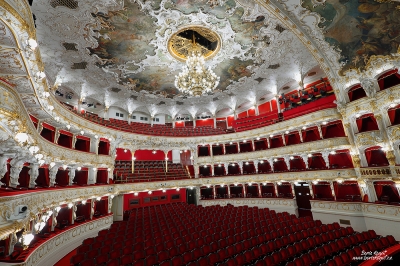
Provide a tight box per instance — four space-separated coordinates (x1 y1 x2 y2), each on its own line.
168 26 221 62
386 150 396 166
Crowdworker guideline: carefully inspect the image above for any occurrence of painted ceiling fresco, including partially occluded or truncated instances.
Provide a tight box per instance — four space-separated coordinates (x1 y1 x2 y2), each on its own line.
302 0 400 74
88 0 267 98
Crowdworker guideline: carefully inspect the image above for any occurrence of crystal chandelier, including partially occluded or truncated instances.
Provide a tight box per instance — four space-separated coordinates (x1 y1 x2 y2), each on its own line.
174 32 220 97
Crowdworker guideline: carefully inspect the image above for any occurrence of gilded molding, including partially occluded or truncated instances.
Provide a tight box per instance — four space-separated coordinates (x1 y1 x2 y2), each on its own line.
18 215 113 266
199 198 297 208
354 131 384 148
311 200 400 221
197 137 350 164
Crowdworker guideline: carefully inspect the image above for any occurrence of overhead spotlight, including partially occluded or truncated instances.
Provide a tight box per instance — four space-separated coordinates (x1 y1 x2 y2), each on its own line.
148 191 152 194
184 150 187 152
277 182 282 185
162 189 166 193
245 162 249 165
94 135 98 139
96 197 101 201
389 103 396 108
270 134 274 138
243 140 247 143
312 181 318 185
176 188 180 191
220 184 224 187
308 154 312 157
77 167 81 171
180 150 183 153
302 126 306 130
63 165 67 170
256 137 260 140
68 203 73 208
134 192 138 196
124 149 127 153
80 130 84 135
262 182 267 186
285 131 289 134
218 164 221 167
93 168 96 171
330 151 336 155
273 159 278 162
50 162 55 168
322 121 327 125
203 165 208 168
152 150 156 154
229 141 233 144
66 125 71 130
260 161 264 164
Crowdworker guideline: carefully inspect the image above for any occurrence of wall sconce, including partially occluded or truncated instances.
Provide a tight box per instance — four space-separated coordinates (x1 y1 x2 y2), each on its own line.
26 39 38 50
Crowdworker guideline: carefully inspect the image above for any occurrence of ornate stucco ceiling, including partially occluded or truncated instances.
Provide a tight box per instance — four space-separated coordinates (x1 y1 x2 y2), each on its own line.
1 0 397 121
31 0 325 117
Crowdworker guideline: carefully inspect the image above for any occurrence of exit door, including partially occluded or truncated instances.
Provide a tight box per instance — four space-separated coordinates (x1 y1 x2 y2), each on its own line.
294 182 313 217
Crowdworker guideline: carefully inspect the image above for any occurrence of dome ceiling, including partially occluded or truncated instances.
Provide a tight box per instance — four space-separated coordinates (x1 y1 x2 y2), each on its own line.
31 0 321 116
28 0 400 118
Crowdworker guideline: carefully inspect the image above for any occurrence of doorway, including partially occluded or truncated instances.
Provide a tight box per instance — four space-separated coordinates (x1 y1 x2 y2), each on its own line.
294 182 313 217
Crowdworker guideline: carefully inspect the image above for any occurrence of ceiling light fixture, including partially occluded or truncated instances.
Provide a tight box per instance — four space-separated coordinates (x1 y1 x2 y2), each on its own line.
174 35 219 97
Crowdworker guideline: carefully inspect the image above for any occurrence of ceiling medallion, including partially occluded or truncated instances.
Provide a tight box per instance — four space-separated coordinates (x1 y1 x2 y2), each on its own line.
168 26 221 62
173 27 220 97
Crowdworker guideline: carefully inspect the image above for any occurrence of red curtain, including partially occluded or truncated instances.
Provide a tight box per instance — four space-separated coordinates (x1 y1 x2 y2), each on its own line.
40 128 55 142
313 183 334 199
96 169 108 184
361 116 379 132
374 182 384 200
290 158 305 170
303 127 320 142
74 170 88 186
37 167 49 187
365 147 389 166
309 154 326 169
58 134 72 149
75 139 89 152
329 152 353 168
334 181 361 200
323 122 346 138
55 169 69 186
18 166 30 188
274 160 288 172
98 140 110 155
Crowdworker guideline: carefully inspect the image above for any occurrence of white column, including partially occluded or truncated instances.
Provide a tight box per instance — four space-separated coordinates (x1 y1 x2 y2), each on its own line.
9 159 23 188
128 113 132 125
90 137 98 154
151 116 154 127
28 163 39 189
213 116 217 128
243 184 246 198
223 144 226 154
290 182 296 197
88 167 97 185
224 163 229 176
282 134 286 146
299 130 303 143
227 185 231 198
274 182 279 197
193 117 196 128
307 181 314 198
255 105 259 116
321 152 330 169
317 124 323 139
251 139 255 151
329 181 336 200
104 106 109 120
364 180 378 202
54 129 60 144
90 199 95 220
212 185 216 199
108 195 113 214
237 142 241 153
51 206 60 231
275 95 281 113
108 167 114 183
49 164 59 187
268 158 274 172
301 154 309 169
253 160 259 174
211 165 214 176
68 167 75 186
71 202 77 225
266 138 270 148
283 156 290 171
72 134 77 149
237 161 243 174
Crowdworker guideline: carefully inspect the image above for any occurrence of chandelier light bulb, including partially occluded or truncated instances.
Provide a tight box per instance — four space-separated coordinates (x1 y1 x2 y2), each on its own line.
27 39 38 50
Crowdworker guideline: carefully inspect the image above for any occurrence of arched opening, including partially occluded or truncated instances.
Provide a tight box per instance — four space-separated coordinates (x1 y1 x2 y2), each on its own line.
365 146 389 167
347 84 367 102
